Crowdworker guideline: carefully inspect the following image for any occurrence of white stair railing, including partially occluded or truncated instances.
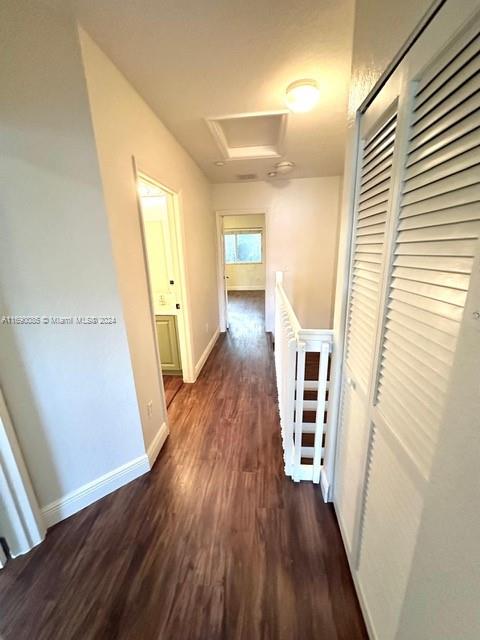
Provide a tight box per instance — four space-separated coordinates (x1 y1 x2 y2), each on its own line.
274 272 333 485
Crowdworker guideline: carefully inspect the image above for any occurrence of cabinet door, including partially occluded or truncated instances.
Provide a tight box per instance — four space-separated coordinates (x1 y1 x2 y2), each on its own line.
155 316 182 373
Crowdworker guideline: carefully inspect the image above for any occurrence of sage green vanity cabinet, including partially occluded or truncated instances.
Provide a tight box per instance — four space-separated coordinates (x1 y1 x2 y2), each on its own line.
155 315 181 374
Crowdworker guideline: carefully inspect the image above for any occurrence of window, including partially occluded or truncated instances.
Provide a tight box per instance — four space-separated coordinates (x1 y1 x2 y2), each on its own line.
224 231 262 264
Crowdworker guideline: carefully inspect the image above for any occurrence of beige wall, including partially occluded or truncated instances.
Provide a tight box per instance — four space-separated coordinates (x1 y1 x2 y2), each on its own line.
348 0 434 116
0 1 145 508
223 214 266 291
213 177 342 330
79 29 219 447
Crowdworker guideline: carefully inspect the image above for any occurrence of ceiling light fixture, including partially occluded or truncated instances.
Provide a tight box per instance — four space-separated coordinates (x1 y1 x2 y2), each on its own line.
285 79 320 113
275 161 295 175
214 160 225 166
267 171 277 177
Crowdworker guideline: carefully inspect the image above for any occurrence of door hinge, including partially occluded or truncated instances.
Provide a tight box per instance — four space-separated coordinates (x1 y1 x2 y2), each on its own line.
170 280 175 285
176 303 181 309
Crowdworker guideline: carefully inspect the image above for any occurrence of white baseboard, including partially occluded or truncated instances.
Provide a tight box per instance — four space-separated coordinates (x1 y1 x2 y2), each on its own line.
335 504 377 639
41 455 150 528
320 468 331 502
194 328 220 379
147 421 169 467
227 285 265 291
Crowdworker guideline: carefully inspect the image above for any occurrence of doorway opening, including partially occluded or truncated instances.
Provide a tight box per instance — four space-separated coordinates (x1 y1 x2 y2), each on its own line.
136 173 194 393
218 212 266 336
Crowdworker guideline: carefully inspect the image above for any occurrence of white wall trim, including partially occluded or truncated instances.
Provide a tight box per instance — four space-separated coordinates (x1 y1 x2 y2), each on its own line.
227 285 265 291
147 421 169 467
0 388 45 558
320 467 331 502
194 328 220 380
335 504 377 639
0 545 7 568
41 455 150 528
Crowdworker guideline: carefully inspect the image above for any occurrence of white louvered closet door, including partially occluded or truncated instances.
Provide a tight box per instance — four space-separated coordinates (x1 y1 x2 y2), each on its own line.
334 81 401 552
349 8 480 640
346 110 398 391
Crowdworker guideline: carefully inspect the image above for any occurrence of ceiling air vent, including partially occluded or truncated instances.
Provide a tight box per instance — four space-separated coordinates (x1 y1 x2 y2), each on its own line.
236 173 258 181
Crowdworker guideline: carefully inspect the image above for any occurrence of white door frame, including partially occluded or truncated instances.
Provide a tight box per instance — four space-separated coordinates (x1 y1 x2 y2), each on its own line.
0 387 45 561
134 165 195 384
215 209 268 332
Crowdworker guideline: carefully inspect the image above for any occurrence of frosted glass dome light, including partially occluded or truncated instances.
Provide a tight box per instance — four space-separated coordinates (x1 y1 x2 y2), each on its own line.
285 79 320 113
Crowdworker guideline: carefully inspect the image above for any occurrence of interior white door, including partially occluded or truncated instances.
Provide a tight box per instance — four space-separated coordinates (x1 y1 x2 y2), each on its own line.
142 193 178 315
358 15 480 638
221 227 229 329
334 70 401 554
335 3 480 638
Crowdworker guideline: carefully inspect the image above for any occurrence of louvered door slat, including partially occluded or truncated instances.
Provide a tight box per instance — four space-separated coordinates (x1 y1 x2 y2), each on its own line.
406 126 480 175
415 56 480 121
382 329 452 378
354 267 380 284
364 112 397 152
375 40 480 478
355 259 382 273
402 166 479 205
358 191 390 212
391 277 467 307
357 211 387 228
362 156 394 186
418 35 480 103
397 220 480 242
394 237 478 256
410 92 480 151
412 68 480 129
359 178 391 202
379 355 446 408
360 168 393 194
391 266 470 289
357 222 386 236
386 308 457 351
393 253 474 272
358 201 390 219
345 111 398 392
390 286 465 322
388 297 460 335
400 183 480 217
404 148 479 192
382 340 449 395
384 320 455 365
398 204 480 229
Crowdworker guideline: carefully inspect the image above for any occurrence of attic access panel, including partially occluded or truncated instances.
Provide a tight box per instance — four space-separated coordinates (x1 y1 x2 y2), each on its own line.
206 111 288 160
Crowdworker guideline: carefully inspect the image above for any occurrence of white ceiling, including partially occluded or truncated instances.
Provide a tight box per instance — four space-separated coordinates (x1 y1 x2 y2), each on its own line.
69 0 355 182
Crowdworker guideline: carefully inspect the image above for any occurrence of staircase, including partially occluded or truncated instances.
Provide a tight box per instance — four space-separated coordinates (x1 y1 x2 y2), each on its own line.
274 272 333 489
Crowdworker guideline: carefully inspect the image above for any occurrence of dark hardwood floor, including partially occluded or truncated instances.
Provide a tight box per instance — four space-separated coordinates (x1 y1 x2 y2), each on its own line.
163 374 183 408
0 290 367 640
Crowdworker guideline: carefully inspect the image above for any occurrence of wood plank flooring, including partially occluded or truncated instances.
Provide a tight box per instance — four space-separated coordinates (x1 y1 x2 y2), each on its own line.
163 375 183 408
0 290 367 640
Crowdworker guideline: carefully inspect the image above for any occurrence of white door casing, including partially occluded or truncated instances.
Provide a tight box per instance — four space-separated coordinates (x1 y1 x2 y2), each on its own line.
0 387 45 561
